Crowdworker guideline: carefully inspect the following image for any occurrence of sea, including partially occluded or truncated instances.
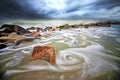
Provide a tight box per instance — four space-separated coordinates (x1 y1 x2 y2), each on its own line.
0 23 120 80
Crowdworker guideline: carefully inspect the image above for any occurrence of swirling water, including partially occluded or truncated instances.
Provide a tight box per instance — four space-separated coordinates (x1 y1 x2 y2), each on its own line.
0 25 120 80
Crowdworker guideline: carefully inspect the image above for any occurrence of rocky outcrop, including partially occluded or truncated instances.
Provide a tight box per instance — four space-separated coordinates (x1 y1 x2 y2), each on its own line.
0 32 25 44
0 24 30 37
59 24 69 29
0 24 38 45
58 21 112 29
27 27 43 32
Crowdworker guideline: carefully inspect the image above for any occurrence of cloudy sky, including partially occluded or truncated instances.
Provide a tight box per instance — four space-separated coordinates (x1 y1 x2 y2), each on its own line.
0 0 120 22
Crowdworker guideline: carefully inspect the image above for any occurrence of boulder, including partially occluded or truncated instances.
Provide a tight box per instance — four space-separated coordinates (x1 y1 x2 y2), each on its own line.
0 32 25 44
31 45 55 64
0 24 30 36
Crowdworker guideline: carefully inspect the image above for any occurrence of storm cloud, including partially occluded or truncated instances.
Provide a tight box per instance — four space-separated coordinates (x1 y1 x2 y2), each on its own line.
0 0 120 21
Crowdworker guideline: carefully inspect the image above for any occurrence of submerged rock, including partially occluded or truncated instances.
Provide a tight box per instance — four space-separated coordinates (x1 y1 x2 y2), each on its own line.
31 45 55 64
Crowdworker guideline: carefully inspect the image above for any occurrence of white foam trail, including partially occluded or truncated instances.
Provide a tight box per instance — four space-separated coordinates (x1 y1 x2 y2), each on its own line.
0 47 9 53
56 40 65 43
116 38 120 43
0 57 14 63
55 43 120 79
116 47 120 51
0 50 15 56
5 48 32 67
4 43 120 80
2 27 120 79
7 45 34 51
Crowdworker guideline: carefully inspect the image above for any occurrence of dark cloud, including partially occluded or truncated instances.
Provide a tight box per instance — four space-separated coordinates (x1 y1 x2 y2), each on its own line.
0 0 48 21
93 0 120 9
65 6 80 13
0 0 120 21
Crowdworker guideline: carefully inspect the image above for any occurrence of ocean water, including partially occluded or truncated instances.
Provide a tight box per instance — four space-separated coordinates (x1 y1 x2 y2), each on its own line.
0 25 120 80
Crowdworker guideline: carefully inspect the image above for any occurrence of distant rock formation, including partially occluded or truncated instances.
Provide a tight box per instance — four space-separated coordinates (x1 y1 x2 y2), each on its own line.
58 21 112 29
111 21 120 25
27 27 43 32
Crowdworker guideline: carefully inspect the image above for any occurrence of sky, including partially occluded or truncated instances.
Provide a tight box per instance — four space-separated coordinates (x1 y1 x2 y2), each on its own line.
0 0 120 22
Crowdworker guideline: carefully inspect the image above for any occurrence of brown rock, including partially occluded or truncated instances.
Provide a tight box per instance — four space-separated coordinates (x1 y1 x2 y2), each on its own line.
0 32 25 43
31 45 55 64
30 32 41 38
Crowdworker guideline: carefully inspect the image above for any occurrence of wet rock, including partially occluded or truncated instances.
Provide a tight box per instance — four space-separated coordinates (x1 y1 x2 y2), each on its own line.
26 27 36 31
36 27 43 32
59 24 69 29
0 32 25 44
30 32 41 38
0 43 7 49
44 27 52 31
0 24 30 36
27 27 43 32
31 45 55 64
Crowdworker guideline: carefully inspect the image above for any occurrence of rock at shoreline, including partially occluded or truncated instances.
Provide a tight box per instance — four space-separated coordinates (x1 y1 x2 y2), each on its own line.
0 24 40 45
30 32 41 38
0 24 30 37
0 32 25 44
